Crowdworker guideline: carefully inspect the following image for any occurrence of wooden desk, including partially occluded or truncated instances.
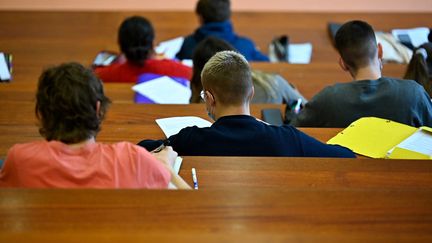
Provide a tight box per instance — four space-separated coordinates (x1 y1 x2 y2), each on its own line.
1 188 431 242
178 157 432 189
0 102 343 157
0 11 427 102
1 11 431 65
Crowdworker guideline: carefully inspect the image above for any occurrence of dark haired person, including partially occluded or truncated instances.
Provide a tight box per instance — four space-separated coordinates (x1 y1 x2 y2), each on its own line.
139 51 354 158
189 36 306 104
290 20 432 128
404 42 432 97
175 0 269 62
0 63 190 189
95 16 192 83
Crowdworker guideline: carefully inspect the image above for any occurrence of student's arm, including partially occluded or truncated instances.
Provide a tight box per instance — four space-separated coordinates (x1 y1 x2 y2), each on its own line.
293 128 356 158
275 75 307 104
152 146 191 189
416 88 432 127
290 89 329 127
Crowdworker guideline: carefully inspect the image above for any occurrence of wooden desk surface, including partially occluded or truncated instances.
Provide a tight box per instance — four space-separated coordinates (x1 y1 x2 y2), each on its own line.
0 11 425 102
0 102 344 157
1 11 431 65
178 157 432 189
1 188 431 242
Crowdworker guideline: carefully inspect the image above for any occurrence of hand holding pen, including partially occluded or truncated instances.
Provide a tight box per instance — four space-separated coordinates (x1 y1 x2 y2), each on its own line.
152 139 170 153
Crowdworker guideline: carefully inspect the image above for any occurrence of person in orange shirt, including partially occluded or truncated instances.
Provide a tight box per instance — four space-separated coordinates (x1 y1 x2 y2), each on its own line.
94 16 192 83
0 62 190 189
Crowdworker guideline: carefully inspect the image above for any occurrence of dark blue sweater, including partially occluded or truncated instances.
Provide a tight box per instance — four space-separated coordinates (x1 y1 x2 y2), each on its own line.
175 21 269 62
138 115 355 158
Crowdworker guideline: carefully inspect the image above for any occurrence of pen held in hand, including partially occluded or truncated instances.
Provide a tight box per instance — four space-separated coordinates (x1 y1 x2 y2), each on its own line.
293 98 302 114
151 139 170 153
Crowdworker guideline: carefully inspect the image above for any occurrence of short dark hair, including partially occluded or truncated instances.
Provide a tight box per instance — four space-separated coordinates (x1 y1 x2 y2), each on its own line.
36 62 111 144
118 16 154 65
335 20 377 70
190 37 236 102
202 51 253 105
196 0 231 23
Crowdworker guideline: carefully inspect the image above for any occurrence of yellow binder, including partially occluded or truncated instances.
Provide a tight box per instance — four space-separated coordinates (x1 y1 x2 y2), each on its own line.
327 117 432 159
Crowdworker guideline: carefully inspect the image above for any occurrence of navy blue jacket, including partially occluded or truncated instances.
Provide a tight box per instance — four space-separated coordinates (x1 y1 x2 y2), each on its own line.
175 21 269 62
138 115 355 157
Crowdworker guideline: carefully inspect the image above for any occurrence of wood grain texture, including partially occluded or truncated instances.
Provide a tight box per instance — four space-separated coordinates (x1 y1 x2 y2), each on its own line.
178 157 432 189
0 189 431 242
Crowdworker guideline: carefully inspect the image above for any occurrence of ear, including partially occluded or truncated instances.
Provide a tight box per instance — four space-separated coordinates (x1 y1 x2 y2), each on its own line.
205 90 216 106
249 86 255 102
338 56 349 72
377 43 383 59
96 101 101 119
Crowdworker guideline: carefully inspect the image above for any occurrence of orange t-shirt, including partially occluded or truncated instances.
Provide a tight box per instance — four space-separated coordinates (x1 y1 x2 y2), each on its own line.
0 141 171 188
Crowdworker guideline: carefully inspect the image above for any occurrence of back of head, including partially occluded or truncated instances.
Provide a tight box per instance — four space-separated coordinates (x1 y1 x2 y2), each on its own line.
335 20 377 70
201 50 253 105
196 0 231 23
404 42 432 96
36 63 111 144
190 37 236 102
118 16 154 65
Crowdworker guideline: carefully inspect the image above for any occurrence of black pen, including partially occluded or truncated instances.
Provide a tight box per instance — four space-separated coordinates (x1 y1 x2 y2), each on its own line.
152 139 170 153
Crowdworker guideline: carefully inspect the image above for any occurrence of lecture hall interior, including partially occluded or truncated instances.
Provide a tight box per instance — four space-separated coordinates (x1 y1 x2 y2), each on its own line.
1 0 432 242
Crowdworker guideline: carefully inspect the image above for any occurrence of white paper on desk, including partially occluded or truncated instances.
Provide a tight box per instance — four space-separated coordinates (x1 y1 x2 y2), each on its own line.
155 37 184 59
390 129 432 156
288 43 312 64
156 116 212 138
132 76 191 104
0 53 11 80
168 157 183 189
392 27 430 48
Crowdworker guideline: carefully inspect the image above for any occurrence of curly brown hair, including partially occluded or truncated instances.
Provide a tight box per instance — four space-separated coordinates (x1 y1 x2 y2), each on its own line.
35 62 111 144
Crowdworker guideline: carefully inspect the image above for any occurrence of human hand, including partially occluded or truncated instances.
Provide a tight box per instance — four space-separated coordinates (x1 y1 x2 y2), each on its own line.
152 146 177 168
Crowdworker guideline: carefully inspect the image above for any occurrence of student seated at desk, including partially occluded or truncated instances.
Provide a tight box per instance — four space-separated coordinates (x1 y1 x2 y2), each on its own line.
94 16 192 83
289 20 432 128
175 0 269 62
404 42 432 97
189 36 306 104
139 51 354 158
0 63 190 189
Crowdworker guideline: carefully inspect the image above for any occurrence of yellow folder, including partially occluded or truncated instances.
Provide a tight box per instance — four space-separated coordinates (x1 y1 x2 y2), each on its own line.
327 117 432 159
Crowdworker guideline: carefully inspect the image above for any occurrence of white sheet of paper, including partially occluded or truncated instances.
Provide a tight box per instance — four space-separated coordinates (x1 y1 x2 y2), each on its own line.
155 37 185 59
168 157 183 189
392 27 430 48
288 43 312 64
394 129 432 156
0 53 11 80
132 76 191 104
156 116 212 138
181 59 193 67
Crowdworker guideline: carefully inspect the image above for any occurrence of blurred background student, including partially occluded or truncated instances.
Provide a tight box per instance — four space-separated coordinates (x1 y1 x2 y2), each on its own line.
176 0 269 62
189 36 306 104
404 42 432 97
0 63 190 189
95 16 192 83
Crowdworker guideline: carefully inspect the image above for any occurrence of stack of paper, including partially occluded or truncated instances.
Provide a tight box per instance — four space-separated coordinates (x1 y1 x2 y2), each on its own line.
0 53 11 81
392 27 430 48
132 75 191 104
156 116 213 138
